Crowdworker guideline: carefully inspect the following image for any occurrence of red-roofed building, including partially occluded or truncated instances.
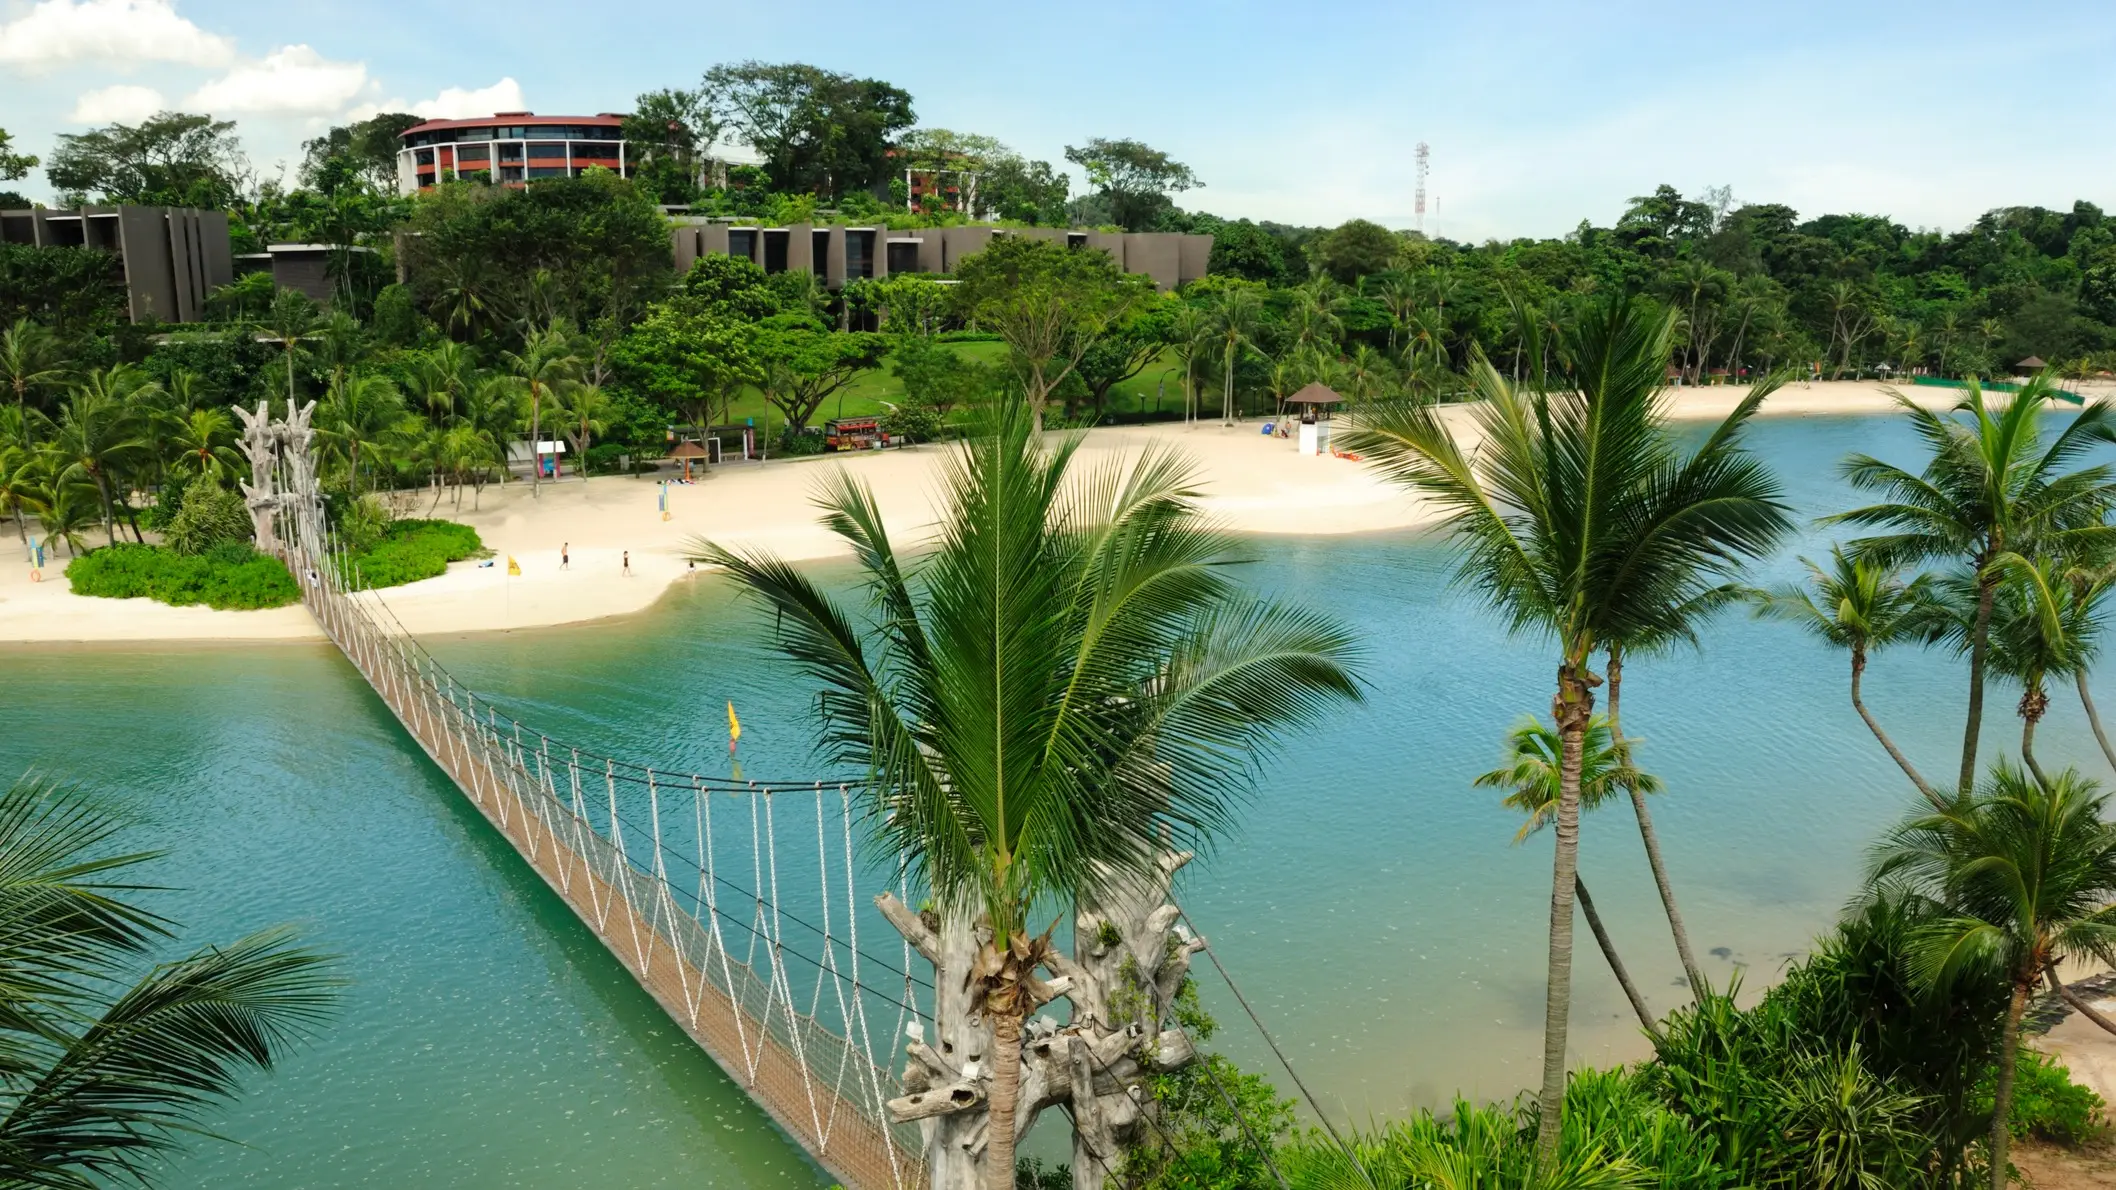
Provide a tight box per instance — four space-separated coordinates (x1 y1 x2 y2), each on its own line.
396 112 633 194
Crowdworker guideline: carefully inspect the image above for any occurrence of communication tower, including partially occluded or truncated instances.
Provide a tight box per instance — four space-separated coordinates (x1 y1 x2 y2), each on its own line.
1414 142 1429 234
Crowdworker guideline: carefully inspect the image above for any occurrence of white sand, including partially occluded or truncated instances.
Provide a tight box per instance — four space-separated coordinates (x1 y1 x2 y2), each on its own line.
0 379 2073 646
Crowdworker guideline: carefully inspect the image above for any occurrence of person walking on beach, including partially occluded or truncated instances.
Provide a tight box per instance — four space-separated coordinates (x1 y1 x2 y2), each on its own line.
622 550 631 577
560 543 569 570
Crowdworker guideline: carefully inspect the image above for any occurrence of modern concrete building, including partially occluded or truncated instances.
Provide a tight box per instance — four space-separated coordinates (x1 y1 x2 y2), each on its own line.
0 205 232 323
233 243 375 305
670 219 1212 291
397 113 632 195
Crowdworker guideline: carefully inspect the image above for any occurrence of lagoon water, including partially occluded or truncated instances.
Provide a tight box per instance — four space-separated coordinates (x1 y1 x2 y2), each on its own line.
7 412 2116 1186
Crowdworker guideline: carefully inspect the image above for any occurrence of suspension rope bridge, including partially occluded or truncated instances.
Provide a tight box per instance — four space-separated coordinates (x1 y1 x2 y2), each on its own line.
237 403 1331 1190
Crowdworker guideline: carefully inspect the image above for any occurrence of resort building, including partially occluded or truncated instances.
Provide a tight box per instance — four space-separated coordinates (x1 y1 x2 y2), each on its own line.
397 113 632 195
0 205 232 323
670 221 1212 291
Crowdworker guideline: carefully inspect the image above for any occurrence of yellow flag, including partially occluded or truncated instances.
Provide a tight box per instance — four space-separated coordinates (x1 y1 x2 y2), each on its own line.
727 701 741 754
507 556 521 576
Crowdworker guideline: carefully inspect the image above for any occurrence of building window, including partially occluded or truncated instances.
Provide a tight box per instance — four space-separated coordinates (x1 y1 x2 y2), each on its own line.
527 143 568 160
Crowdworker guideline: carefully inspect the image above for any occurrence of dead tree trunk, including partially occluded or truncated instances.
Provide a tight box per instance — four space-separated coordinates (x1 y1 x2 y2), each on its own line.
878 896 993 1190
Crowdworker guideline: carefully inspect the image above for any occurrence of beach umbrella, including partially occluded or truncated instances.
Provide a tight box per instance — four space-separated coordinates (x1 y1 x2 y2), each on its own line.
668 439 709 482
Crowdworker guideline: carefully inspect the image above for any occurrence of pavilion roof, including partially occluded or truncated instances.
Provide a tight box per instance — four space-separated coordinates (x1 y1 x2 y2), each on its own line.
667 440 710 459
1285 382 1345 404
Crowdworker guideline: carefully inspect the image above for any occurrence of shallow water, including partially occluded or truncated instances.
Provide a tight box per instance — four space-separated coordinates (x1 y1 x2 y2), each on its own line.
5 412 2114 1182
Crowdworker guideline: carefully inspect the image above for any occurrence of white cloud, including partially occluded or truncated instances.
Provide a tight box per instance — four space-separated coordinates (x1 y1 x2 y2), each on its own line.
69 83 165 123
0 0 232 67
356 77 524 122
185 44 368 114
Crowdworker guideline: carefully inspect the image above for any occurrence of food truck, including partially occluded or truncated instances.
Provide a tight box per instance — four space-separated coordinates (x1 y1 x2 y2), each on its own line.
824 416 889 451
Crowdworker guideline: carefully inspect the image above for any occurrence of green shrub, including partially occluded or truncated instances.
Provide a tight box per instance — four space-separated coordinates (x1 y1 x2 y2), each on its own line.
67 542 298 610
1976 1048 2106 1145
161 478 251 555
346 518 484 589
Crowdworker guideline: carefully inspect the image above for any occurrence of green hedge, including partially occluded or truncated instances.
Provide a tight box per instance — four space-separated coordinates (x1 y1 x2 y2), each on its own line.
346 519 485 589
67 542 299 610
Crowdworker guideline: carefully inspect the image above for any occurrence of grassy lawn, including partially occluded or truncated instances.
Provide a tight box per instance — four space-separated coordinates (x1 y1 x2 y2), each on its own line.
716 341 1200 431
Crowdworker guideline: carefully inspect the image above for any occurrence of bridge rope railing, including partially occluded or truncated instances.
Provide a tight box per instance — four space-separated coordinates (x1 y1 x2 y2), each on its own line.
266 453 925 1190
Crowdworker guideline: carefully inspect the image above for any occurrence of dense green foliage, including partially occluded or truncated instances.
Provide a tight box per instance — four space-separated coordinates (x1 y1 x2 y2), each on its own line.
66 541 299 609
160 475 251 554
345 517 485 588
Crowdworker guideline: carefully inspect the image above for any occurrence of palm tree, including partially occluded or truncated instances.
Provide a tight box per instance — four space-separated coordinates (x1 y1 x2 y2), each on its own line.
0 441 46 560
0 318 69 451
1828 378 2116 798
501 326 581 498
1168 305 1212 424
48 369 154 547
555 382 609 481
458 375 523 508
1754 548 1947 807
0 773 337 1185
1345 295 1790 1166
317 373 410 495
1475 715 1665 1038
168 407 242 485
1379 275 1421 354
1207 288 1264 426
411 339 476 425
256 289 323 408
1982 556 2105 789
1867 764 2116 1189
694 397 1362 1190
35 476 97 557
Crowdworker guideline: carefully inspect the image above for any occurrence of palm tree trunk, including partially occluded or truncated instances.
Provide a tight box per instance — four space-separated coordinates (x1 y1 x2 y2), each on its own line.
1991 978 2030 1189
2050 970 2116 1038
529 385 541 499
987 1006 1024 1190
1962 572 1998 797
2021 696 2052 792
1574 874 1659 1040
94 474 116 548
1606 650 1707 999
1853 651 1944 808
2075 669 2116 779
1535 664 1590 1170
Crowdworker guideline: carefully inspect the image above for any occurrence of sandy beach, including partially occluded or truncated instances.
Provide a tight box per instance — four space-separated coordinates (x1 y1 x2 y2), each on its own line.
0 380 2082 645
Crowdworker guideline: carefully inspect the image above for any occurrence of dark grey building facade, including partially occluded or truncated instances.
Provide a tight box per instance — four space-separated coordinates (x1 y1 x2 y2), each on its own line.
670 220 1212 291
0 205 234 324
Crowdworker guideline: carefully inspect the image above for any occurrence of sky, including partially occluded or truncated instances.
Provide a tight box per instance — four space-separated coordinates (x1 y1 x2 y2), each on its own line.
3 0 2113 240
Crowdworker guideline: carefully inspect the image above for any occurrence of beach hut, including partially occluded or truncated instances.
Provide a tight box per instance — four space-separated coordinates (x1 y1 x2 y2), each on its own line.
2016 356 2047 377
1284 382 1344 457
667 439 709 482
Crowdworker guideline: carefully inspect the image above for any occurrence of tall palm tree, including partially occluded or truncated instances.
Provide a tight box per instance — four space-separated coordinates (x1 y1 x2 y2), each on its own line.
35 475 98 557
1828 378 2116 798
1868 764 2116 1190
1474 715 1665 1039
694 397 1362 1190
168 407 241 485
256 289 323 408
1207 288 1264 426
1168 305 1212 424
0 773 337 1186
1982 556 2105 789
1346 295 1789 1166
48 369 154 547
412 339 476 425
317 373 409 495
0 441 45 559
502 326 581 498
458 375 523 508
0 318 69 451
1753 548 1948 807
555 382 609 481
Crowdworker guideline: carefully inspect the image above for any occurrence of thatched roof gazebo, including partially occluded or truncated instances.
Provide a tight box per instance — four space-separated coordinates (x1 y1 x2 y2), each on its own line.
1283 382 1344 456
2017 356 2047 374
668 438 709 481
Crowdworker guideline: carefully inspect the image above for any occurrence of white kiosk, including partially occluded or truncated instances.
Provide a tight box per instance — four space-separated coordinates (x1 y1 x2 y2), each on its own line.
1286 381 1345 457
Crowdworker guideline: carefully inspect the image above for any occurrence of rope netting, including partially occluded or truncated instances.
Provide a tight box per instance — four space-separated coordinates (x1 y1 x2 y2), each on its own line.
265 444 926 1190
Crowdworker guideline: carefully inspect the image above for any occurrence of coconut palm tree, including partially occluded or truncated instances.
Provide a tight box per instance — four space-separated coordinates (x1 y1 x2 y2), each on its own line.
458 376 523 508
47 369 154 547
411 339 476 425
1345 295 1790 1166
502 326 581 498
256 288 323 407
1168 305 1212 424
0 773 337 1186
0 440 46 559
1475 715 1665 1038
0 318 69 451
1867 764 2116 1189
35 475 98 557
317 372 410 495
1207 288 1264 426
555 382 609 481
1828 377 2116 798
1978 555 2106 789
693 397 1362 1190
1753 548 1948 808
168 407 242 485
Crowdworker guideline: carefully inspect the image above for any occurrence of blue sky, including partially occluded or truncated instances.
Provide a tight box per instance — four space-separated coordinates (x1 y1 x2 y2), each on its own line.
4 0 2112 239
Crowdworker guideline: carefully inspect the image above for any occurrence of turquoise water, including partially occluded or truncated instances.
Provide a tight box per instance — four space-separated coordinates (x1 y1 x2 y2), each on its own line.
5 412 2114 1182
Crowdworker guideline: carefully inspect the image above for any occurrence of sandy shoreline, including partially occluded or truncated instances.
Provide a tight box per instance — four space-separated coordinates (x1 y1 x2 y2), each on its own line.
0 380 2084 646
